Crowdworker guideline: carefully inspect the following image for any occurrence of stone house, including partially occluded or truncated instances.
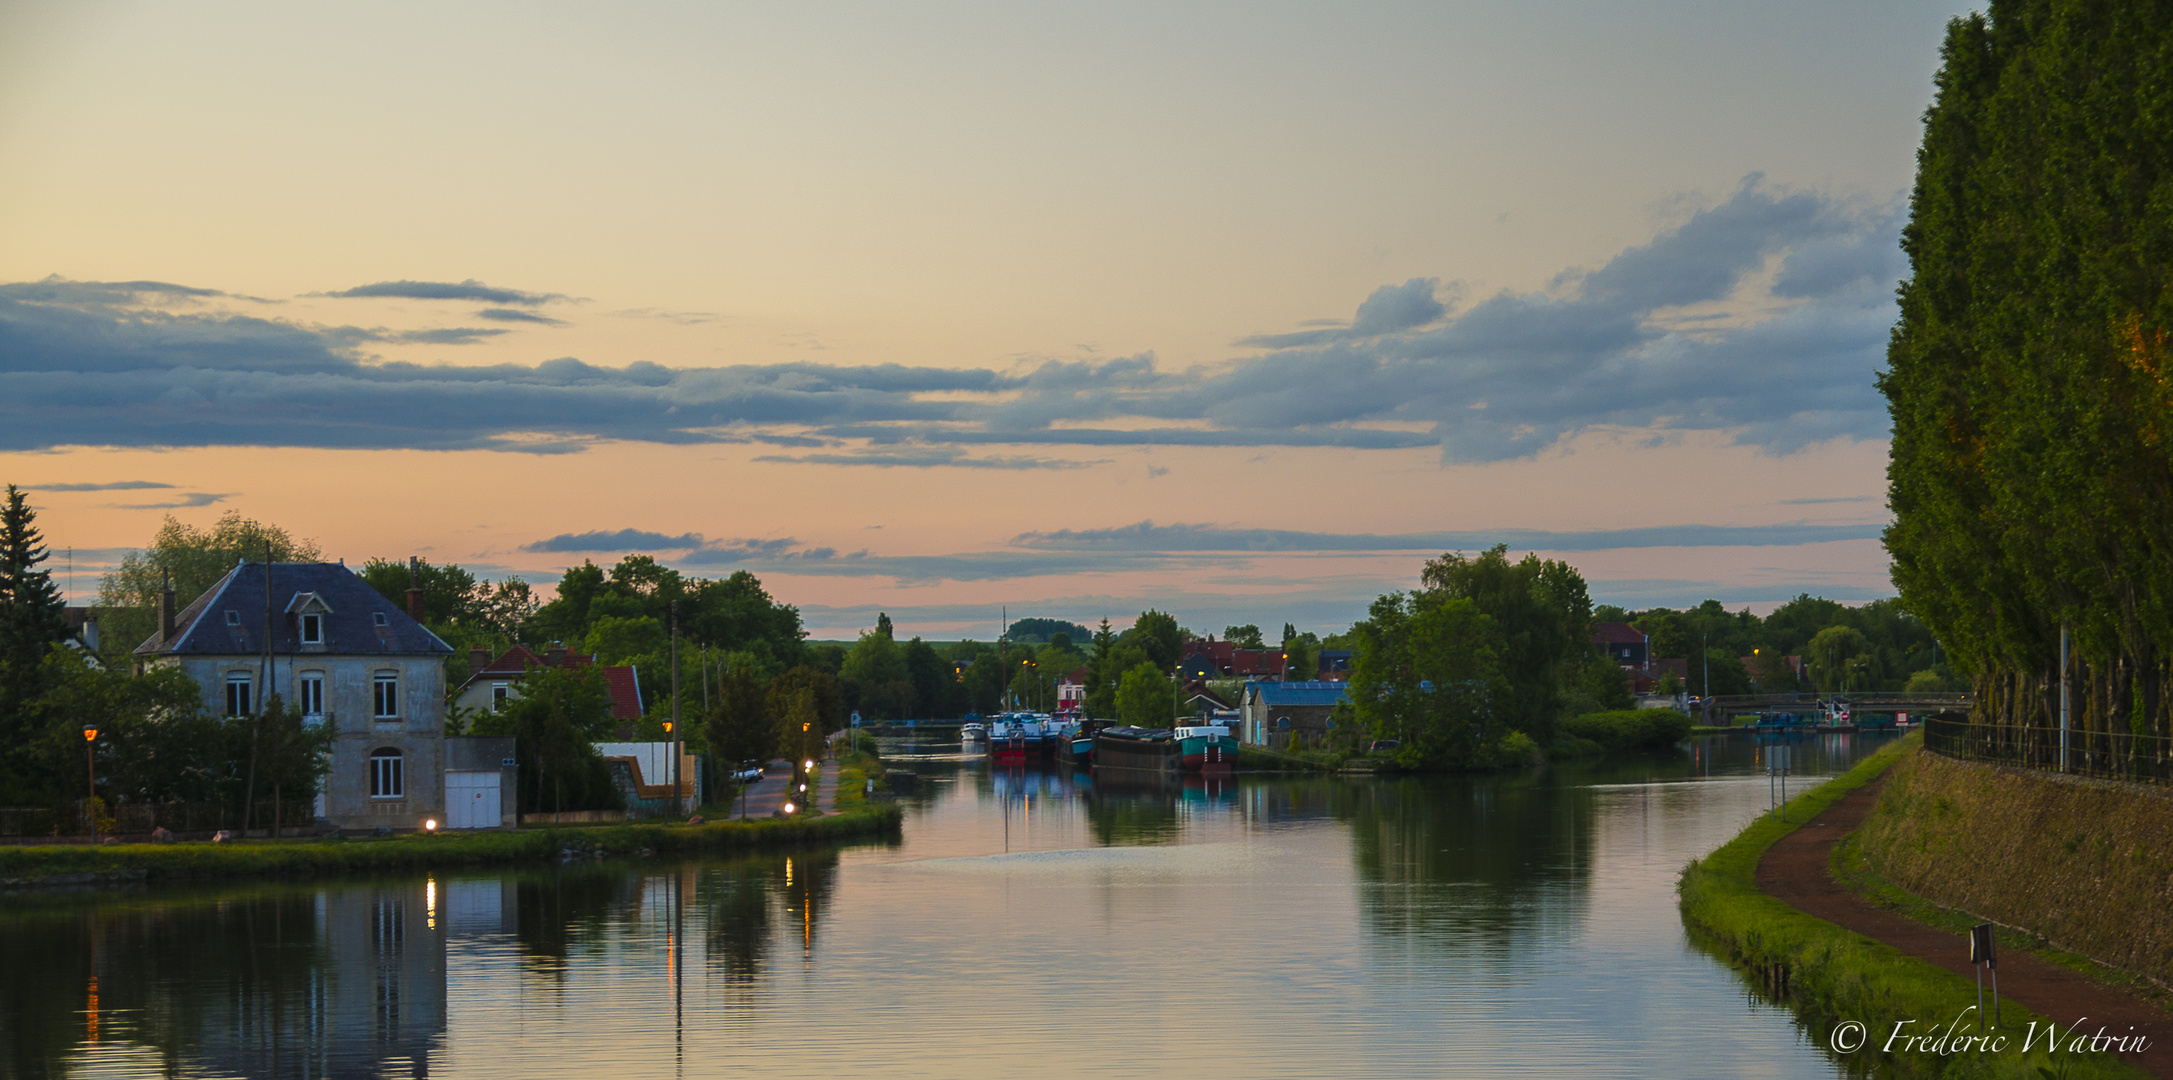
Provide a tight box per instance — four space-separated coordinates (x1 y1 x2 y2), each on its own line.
134 560 475 831
1240 680 1351 749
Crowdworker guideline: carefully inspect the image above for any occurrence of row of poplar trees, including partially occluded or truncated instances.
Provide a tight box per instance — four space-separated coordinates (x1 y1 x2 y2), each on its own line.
1883 1 2173 741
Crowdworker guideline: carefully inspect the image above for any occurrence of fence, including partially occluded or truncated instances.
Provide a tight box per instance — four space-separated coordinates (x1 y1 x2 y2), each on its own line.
0 799 316 838
1924 716 2173 787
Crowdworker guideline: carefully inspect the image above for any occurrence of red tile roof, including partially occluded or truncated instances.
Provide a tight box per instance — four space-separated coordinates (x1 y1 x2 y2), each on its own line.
1592 622 1648 646
461 645 638 721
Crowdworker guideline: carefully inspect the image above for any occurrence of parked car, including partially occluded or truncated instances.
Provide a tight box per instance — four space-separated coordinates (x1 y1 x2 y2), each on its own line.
732 760 764 782
1368 739 1400 754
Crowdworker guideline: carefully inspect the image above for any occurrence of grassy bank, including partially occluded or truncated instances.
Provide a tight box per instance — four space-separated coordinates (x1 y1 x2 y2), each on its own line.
1857 748 2173 989
1677 735 2143 1079
0 802 901 888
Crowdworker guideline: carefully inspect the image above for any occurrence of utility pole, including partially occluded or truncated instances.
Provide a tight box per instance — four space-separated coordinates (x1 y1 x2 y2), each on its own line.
670 599 681 817
2059 625 2069 773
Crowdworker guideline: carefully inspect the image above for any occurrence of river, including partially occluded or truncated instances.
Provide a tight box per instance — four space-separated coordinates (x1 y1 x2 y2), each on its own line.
1 730 1899 1079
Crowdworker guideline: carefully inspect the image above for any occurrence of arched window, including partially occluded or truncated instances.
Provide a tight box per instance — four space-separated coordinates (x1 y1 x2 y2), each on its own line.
370 748 405 799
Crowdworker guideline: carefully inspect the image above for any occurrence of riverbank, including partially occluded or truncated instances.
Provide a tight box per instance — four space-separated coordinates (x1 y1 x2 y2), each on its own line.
1678 736 2151 1079
1856 747 2173 990
0 800 902 890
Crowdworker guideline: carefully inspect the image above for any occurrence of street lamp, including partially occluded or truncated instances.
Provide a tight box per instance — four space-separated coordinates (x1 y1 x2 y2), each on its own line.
81 722 99 836
661 718 677 818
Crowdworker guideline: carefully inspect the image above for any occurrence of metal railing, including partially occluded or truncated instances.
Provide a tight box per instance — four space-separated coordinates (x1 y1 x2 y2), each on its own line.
1924 716 2173 787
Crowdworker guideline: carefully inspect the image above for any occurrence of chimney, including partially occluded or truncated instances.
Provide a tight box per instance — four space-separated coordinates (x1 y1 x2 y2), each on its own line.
546 643 569 668
158 571 176 645
469 645 491 671
405 557 425 623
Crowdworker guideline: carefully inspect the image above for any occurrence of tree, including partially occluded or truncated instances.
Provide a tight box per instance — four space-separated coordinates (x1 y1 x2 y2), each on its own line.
1280 628 1321 682
1419 545 1591 742
1806 626 1877 692
841 628 911 719
1223 624 1265 649
1115 662 1177 727
1882 3 2173 741
704 668 775 767
472 666 621 813
874 612 894 639
94 511 321 663
1347 591 1504 768
1 486 69 788
767 666 844 749
1128 610 1182 673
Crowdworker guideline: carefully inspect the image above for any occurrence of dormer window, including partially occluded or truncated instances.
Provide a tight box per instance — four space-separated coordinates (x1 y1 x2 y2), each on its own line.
372 612 388 627
225 610 242 626
300 613 323 644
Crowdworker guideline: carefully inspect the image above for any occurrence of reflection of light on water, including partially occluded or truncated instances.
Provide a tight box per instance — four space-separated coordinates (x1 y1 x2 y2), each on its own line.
84 974 98 1043
426 878 437 929
889 841 1261 879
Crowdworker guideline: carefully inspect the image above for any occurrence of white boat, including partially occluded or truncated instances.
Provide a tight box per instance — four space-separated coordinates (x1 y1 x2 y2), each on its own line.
960 721 987 742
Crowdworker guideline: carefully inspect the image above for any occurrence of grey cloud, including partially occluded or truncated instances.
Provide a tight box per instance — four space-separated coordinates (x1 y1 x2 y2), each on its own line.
1237 278 1447 348
1 180 1898 460
475 308 565 325
1011 519 1887 553
523 529 706 553
31 480 175 491
322 279 565 305
384 327 510 345
115 491 231 509
752 448 1100 470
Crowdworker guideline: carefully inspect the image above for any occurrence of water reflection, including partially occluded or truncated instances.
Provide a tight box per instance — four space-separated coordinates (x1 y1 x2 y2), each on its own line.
1 731 1899 1080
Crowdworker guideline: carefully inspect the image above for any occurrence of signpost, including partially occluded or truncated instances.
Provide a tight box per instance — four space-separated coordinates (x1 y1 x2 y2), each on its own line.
1970 923 1999 1030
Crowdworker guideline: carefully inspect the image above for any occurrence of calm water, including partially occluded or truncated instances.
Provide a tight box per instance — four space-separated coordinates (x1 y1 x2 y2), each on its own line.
2 731 1898 1079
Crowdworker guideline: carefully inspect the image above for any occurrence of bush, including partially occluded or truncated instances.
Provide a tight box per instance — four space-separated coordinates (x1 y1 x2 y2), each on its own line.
1559 708 1691 752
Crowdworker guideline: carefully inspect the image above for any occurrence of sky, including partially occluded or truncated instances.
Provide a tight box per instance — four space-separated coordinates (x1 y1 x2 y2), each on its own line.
0 1 1976 639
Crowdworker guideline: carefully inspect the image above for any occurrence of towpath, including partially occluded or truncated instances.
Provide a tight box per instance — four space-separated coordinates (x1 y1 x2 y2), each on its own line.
1757 773 2171 1078
730 759 796 820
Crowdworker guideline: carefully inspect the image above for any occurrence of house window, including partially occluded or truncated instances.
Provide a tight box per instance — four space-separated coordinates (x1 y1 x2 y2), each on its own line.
225 674 253 716
491 683 510 711
225 610 242 626
300 613 323 644
373 612 389 627
373 674 399 720
299 674 324 718
369 748 404 798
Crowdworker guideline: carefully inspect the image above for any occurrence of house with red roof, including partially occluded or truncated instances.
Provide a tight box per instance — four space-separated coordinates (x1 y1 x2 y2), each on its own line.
1056 665 1090 718
453 644 643 732
1592 622 1649 668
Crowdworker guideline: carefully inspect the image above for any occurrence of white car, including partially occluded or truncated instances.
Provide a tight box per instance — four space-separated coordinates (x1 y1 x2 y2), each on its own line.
732 760 765 782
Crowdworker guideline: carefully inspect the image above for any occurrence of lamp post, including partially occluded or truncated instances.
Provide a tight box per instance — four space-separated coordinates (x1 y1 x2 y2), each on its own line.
661 718 675 819
81 722 99 835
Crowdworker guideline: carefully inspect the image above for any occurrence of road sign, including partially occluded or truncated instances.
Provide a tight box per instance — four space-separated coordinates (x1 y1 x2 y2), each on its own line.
851 711 862 726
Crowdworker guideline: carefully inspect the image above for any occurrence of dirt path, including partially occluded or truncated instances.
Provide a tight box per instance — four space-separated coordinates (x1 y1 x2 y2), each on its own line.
1756 774 2171 1077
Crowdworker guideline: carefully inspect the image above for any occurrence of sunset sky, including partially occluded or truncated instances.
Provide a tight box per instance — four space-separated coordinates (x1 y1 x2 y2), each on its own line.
0 1 1973 638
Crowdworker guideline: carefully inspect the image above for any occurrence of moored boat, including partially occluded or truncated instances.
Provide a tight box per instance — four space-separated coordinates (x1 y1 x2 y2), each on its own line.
1093 725 1179 773
1175 724 1237 774
986 713 1049 765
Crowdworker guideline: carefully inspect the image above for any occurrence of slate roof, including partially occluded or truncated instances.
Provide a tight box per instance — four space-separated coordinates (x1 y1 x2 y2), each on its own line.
1242 680 1351 707
135 562 452 657
1592 622 1648 646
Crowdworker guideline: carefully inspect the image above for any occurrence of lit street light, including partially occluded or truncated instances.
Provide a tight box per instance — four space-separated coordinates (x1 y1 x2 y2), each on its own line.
81 722 99 836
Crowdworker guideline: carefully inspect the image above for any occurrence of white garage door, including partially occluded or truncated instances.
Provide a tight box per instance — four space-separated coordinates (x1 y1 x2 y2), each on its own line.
444 770 500 829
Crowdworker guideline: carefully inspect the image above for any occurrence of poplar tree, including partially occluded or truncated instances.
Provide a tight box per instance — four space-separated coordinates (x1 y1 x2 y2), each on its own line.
1883 2 2173 741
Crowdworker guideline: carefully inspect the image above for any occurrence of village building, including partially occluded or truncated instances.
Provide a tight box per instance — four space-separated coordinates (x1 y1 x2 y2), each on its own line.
134 560 513 832
452 644 643 734
1239 680 1350 749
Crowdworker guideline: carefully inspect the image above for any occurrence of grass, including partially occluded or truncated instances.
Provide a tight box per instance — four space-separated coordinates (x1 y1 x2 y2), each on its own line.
1856 748 2173 989
0 802 901 887
1678 733 2147 1079
1833 831 2173 1014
